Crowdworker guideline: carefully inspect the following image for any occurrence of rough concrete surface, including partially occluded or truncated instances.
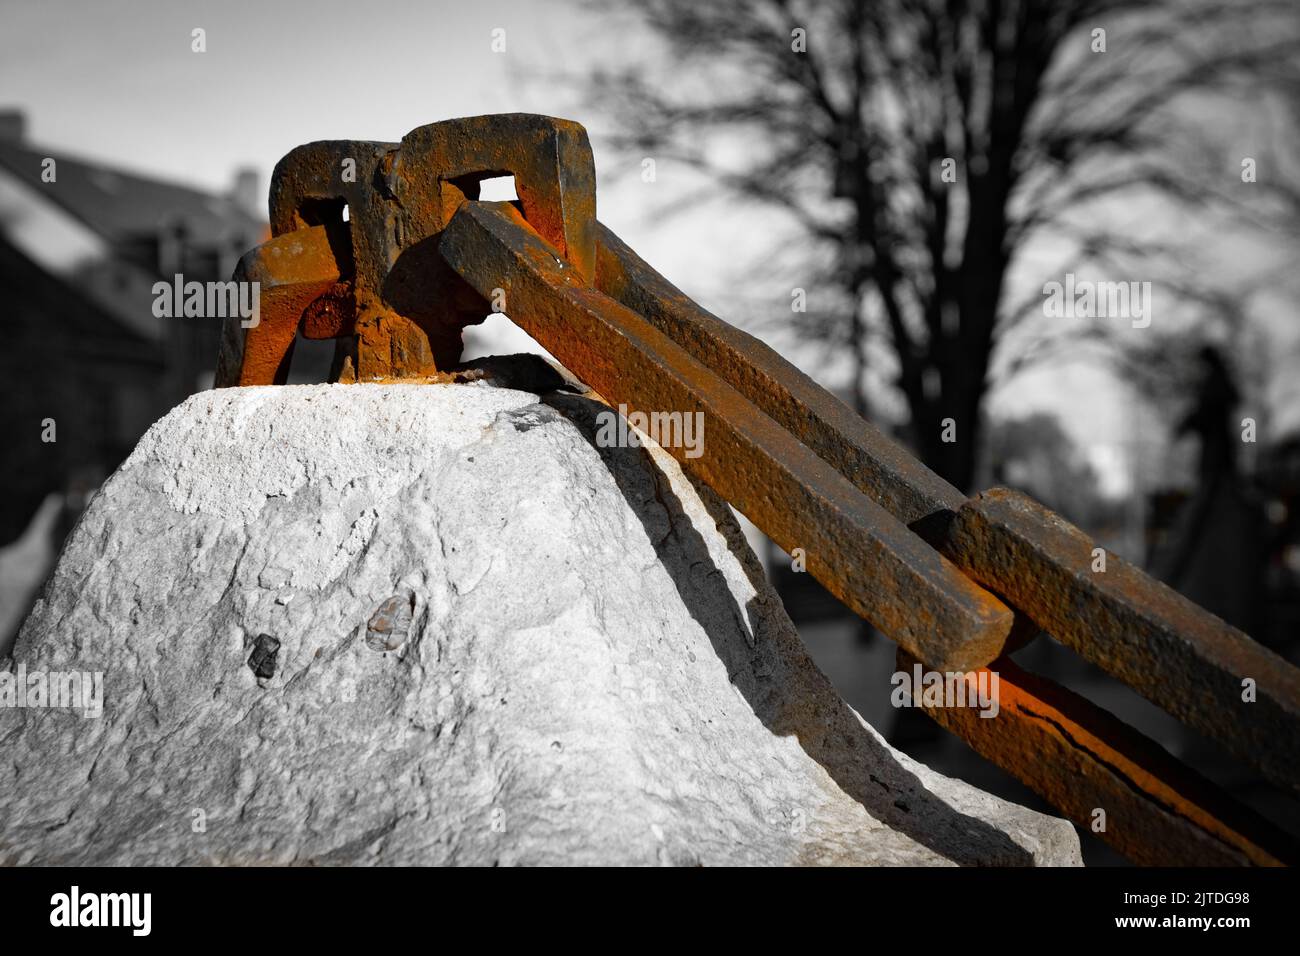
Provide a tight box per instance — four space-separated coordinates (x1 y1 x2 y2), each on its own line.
0 381 1081 866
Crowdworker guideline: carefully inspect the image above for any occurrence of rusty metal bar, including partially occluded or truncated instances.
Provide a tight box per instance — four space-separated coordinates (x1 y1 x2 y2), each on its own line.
214 225 342 387
437 199 1014 671
593 223 1300 794
594 224 965 528
594 223 1043 659
898 649 1297 866
943 488 1300 794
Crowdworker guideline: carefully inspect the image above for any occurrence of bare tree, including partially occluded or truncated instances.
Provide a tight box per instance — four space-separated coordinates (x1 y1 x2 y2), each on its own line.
581 0 1299 491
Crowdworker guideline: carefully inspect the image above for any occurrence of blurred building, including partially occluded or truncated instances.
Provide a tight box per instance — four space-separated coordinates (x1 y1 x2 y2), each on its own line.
0 108 266 651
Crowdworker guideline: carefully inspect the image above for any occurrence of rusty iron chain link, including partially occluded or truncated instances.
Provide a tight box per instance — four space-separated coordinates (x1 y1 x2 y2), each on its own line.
215 114 1300 866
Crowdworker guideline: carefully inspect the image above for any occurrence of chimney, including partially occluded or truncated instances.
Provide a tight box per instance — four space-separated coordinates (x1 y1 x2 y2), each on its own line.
0 109 26 141
228 166 261 218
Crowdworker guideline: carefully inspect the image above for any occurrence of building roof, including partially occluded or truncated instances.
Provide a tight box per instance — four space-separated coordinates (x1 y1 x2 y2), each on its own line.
0 138 263 246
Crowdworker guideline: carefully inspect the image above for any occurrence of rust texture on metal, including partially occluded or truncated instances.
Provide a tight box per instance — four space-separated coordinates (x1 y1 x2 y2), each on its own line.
594 226 1057 659
897 650 1297 866
594 225 964 527
437 199 1013 670
943 487 1300 793
214 225 343 386
215 114 596 385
